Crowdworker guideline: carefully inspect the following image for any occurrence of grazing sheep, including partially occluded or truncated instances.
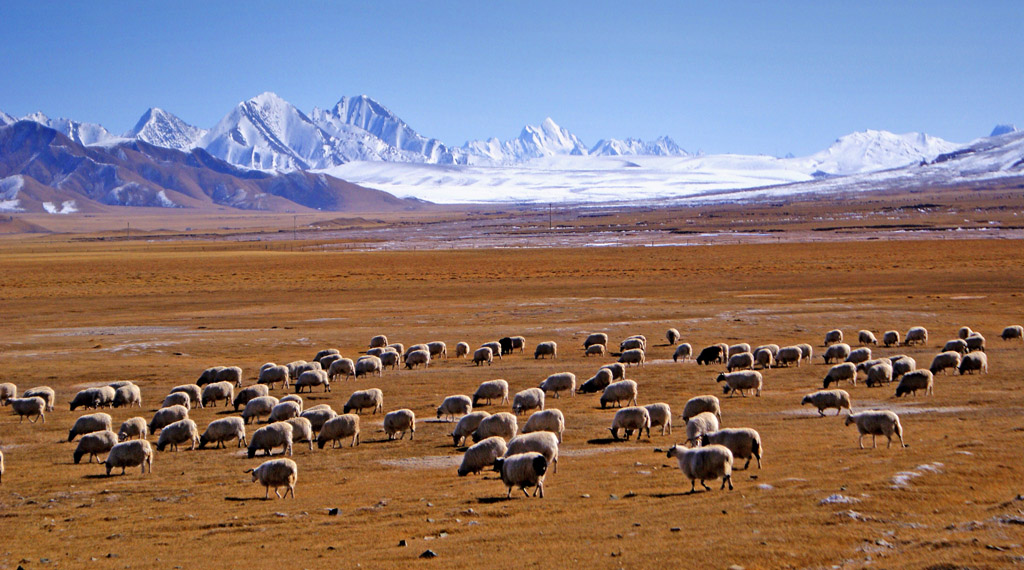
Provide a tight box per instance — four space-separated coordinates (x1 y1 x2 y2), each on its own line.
618 348 646 367
797 343 814 364
673 343 693 362
9 397 46 423
104 440 153 476
904 326 928 346
957 326 974 340
354 355 383 378
300 407 337 435
600 380 639 409
753 348 774 370
728 343 751 357
156 419 200 452
824 329 843 346
324 358 354 382
578 368 614 394
246 458 297 499
268 401 301 423
471 412 518 443
534 341 557 360
198 382 233 408
882 330 900 347
506 431 560 473
754 344 780 358
0 382 15 405
890 355 916 378
865 361 894 387
512 388 545 415
481 341 503 360
600 363 626 381
404 349 431 370
290 361 322 381
609 406 651 441
822 363 857 389
583 333 609 349
686 412 720 445
858 330 878 345
494 452 548 498
539 372 576 399
845 347 872 365
856 358 885 375
23 386 55 412
845 411 905 449
510 336 527 353
585 344 606 357
215 366 244 388
966 333 986 353
823 343 852 364
369 334 388 349
696 345 725 366
644 403 672 436
258 365 290 389
666 328 681 345
943 339 969 354
701 428 762 470
775 346 802 367
73 430 118 464
383 409 416 441
436 395 473 421
726 352 754 372
199 417 247 449
118 417 149 441
929 352 962 375
958 352 988 375
473 347 494 366
317 414 360 448
717 371 763 397
472 379 509 406
667 444 734 493
233 385 270 411
343 388 384 415
70 386 115 411
295 370 330 393
197 366 226 386
170 383 204 404
285 417 314 450
241 396 279 425
319 354 342 372
403 344 428 358
895 370 934 397
801 389 852 416
247 422 294 458
452 411 491 446
621 338 646 352
522 409 565 443
161 391 192 410
378 351 401 371
68 412 113 442
112 384 142 408
1000 325 1023 341
278 394 302 411
314 348 340 362
455 342 471 358
682 395 722 423
499 337 515 355
458 436 507 476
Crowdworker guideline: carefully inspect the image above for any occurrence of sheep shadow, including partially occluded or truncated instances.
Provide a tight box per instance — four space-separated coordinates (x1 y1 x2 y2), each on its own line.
475 496 512 504
587 437 621 445
224 496 264 502
82 473 116 479
651 491 701 498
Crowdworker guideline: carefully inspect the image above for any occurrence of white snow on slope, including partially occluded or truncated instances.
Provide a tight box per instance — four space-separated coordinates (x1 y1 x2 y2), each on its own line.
126 107 207 151
804 130 960 176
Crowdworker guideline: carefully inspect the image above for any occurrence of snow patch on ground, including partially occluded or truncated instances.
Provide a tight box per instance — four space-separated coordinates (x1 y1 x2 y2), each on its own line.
891 462 944 488
42 200 78 214
821 494 861 505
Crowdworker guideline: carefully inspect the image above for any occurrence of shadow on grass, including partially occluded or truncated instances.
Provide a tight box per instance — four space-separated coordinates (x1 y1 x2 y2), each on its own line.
82 473 116 479
586 437 623 445
224 496 264 502
475 496 512 504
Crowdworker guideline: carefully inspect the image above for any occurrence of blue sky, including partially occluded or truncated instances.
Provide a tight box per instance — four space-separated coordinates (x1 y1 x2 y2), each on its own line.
1 1 1021 155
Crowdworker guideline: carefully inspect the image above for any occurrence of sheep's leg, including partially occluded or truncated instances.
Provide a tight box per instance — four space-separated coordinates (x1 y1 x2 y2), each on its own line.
722 475 733 490
858 434 865 449
872 435 877 449
701 479 711 491
743 457 751 470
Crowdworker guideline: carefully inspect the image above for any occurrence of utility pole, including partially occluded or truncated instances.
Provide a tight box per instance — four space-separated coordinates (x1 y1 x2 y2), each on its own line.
126 222 130 240
293 215 297 242
549 203 552 230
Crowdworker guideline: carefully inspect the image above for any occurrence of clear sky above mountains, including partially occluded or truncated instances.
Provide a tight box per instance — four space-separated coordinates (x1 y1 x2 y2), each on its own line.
1 1 1020 156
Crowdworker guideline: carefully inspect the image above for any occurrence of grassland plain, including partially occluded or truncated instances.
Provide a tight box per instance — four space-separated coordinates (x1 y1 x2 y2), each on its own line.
1 237 1023 569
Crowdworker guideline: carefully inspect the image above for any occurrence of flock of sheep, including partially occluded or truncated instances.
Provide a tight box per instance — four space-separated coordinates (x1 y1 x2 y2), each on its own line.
1 323 1021 499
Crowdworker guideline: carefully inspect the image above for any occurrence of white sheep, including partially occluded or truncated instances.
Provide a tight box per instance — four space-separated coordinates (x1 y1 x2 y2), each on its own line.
22 386 55 411
278 394 302 410
534 341 557 359
511 336 527 353
539 372 576 399
957 326 974 340
494 452 548 498
822 363 857 389
241 396 279 424
685 411 720 445
666 328 681 345
355 356 384 379
512 388 545 415
68 412 113 442
369 334 388 349
857 330 877 345
891 356 916 378
69 386 115 411
522 409 565 443
295 370 331 393
0 382 16 405
673 343 693 362
290 361 323 381
865 361 894 387
882 330 900 347
824 329 844 346
473 347 494 366
156 419 200 452
797 343 814 364
716 371 763 397
319 354 342 372
117 417 149 441
247 421 294 458
427 341 447 359
300 407 337 434
904 326 928 346
958 352 988 375
161 391 192 410
285 417 314 450
383 409 416 440
583 333 609 348
328 358 356 381
681 395 722 423
585 344 606 357
578 368 613 394
73 430 118 464
233 385 270 411
800 389 852 416
457 436 507 476
1001 325 1023 341
481 341 503 360
845 410 905 449
609 406 651 441
215 366 244 388
943 339 969 354
600 363 626 381
600 380 638 409
929 351 962 375
644 403 672 436
701 428 762 470
728 343 751 357
9 396 46 423
471 412 518 443
404 349 431 370
621 337 646 352
451 411 491 446
246 458 298 499
258 365 290 389
823 343 852 364
436 395 473 422
104 440 152 476
845 347 872 364
966 333 986 353
112 384 142 408
344 388 383 415
314 348 340 362
387 343 404 356
455 342 471 358
775 346 802 367
618 348 646 367
472 379 509 406
667 444 734 493
197 366 226 386
268 401 302 423
726 352 754 372
753 348 774 370
379 351 401 371
896 370 934 397
506 431 560 473
316 414 360 448
197 382 232 408
199 417 247 449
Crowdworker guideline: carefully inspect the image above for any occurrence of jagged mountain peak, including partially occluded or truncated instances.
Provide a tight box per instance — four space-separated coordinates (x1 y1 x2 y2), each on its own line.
990 124 1018 137
125 107 206 151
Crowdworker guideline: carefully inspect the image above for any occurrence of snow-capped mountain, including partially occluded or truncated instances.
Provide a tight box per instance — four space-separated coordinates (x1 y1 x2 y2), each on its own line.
21 112 123 146
125 108 207 151
461 118 590 165
0 110 14 126
589 136 687 157
807 129 960 176
990 124 1018 137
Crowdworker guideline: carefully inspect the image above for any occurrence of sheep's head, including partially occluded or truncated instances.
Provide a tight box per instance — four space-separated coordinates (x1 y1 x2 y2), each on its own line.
715 373 726 383
843 414 855 426
666 444 681 458
800 395 811 406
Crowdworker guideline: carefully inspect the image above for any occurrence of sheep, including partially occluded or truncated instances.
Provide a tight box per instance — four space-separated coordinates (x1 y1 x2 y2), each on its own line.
823 343 851 364
895 369 934 397
578 368 613 394
10 396 46 423
233 384 270 411
247 422 294 458
716 371 763 397
314 348 340 362
258 365 290 389
117 417 149 441
354 355 383 378
511 336 527 353
321 359 352 383
522 409 565 443
241 396 279 425
801 389 852 416
404 343 428 358
285 417 314 450
70 386 115 411
344 388 384 415
66 413 113 442
682 395 722 423
316 414 360 448
156 419 200 452
728 343 751 357
957 326 974 340
512 388 545 415
370 351 396 371
621 338 646 352
199 417 247 449
280 394 303 410
481 341 503 360
666 328 681 345
753 348 774 370
419 340 445 360
600 363 626 381
618 348 646 367
22 386 55 411
943 339 969 354
1001 325 1023 341
958 352 988 375
775 346 802 367
169 383 206 407
582 333 608 349
726 352 754 372
585 344 606 357
494 452 548 498
929 351 962 375
473 379 509 406
0 382 17 405
215 366 244 388
845 410 905 449
534 341 557 360
383 409 416 441
685 411 720 445
667 444 734 493
471 412 518 443
319 354 343 372
904 326 928 346
673 343 693 362
644 403 672 436
608 406 651 441
452 411 491 446
701 428 762 470
295 370 330 394
797 343 814 364
824 329 843 346
162 391 192 410
506 431 560 473
455 342 471 358
600 380 638 409
104 440 153 476
458 436 507 476
865 361 894 387
696 345 725 365
882 330 900 347
539 372 576 399
753 344 781 358
473 347 494 366
822 363 857 389
111 384 142 408
369 334 388 349
197 366 226 386
436 395 473 421
404 349 431 370
845 347 872 365
291 361 322 380
891 356 916 378
966 333 986 353
300 407 337 434
857 330 877 345
73 430 118 464
148 405 189 434
268 401 302 423
246 458 298 499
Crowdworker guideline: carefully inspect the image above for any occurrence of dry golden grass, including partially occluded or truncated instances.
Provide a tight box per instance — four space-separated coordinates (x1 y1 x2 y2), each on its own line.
1 236 1023 569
